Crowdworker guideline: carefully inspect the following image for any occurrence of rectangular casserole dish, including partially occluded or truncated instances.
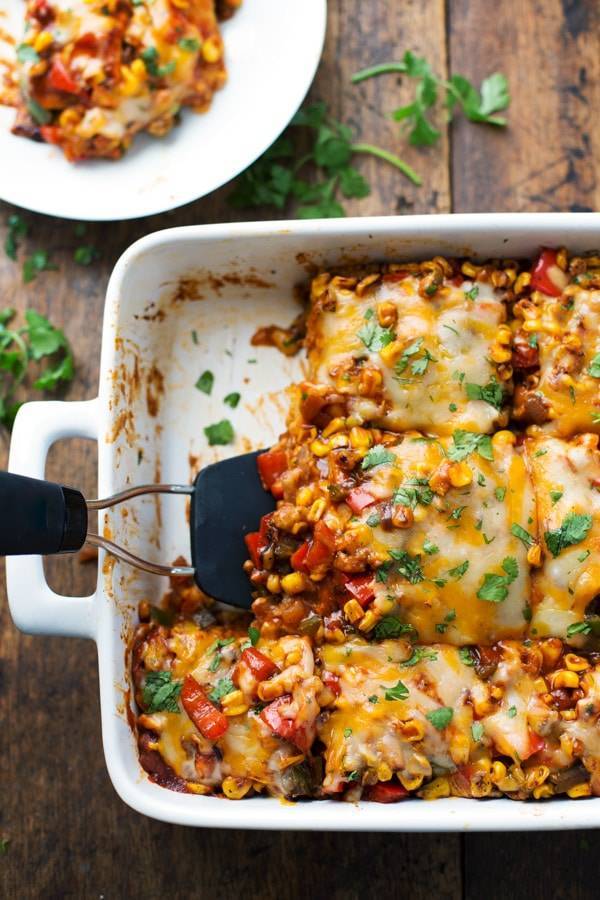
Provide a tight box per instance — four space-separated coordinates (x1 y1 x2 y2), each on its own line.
7 211 600 831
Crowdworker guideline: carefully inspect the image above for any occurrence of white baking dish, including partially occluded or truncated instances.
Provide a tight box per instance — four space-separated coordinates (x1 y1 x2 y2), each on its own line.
7 213 600 831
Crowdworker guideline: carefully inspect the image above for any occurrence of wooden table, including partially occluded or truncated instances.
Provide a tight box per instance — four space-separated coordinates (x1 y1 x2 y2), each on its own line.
1 1 599 896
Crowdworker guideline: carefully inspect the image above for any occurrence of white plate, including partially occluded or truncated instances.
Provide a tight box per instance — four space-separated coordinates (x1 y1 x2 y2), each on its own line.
8 213 600 830
0 0 326 220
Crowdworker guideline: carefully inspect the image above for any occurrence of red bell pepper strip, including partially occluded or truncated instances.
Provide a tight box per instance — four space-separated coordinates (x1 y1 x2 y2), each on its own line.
181 675 228 740
244 513 273 568
364 782 408 803
530 249 567 297
342 573 375 607
347 486 376 514
241 647 278 681
257 449 287 498
260 695 309 751
313 520 336 550
48 58 79 93
291 540 310 571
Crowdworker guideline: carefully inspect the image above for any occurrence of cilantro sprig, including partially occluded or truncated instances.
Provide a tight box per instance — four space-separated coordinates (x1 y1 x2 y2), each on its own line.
229 102 421 218
142 671 182 713
544 513 592 557
0 309 74 428
477 556 519 602
352 52 509 147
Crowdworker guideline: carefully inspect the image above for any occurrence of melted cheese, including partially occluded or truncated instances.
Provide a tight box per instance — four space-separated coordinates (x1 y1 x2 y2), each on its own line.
528 435 600 638
355 434 535 643
309 275 508 436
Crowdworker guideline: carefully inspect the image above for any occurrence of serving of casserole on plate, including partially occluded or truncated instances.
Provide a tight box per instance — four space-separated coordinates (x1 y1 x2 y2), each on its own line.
0 0 326 219
8 214 600 830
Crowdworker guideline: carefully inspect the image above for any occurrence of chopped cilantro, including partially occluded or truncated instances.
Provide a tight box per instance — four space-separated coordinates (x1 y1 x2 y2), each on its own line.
510 523 534 548
477 556 518 602
507 706 517 718
544 513 592 557
204 419 234 445
5 214 27 260
588 353 600 378
372 616 416 640
179 37 200 52
248 626 260 646
447 429 493 462
550 490 563 504
362 444 395 470
459 647 475 667
209 677 234 704
73 245 99 266
465 378 504 410
389 549 425 583
343 727 352 738
449 402 458 412
401 647 438 667
142 671 181 713
195 370 214 395
426 706 453 730
423 539 439 555
448 560 469 580
358 309 395 351
471 722 484 742
224 391 241 408
465 284 479 301
366 511 381 527
567 621 592 637
383 680 409 701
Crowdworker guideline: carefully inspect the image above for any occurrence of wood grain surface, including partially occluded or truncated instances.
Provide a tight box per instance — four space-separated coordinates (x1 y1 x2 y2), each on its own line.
1 1 600 897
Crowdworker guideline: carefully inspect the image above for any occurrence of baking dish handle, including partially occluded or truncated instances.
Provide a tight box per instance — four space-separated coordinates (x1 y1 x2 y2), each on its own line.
6 398 99 639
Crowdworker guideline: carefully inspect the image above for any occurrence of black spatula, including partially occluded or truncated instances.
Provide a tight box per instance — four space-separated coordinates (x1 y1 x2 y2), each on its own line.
0 451 275 610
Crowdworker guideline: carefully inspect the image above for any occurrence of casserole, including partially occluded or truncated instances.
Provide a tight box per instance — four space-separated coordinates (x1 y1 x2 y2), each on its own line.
8 212 600 829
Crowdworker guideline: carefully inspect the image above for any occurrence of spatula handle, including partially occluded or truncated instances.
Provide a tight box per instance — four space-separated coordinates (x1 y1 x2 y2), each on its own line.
0 471 87 555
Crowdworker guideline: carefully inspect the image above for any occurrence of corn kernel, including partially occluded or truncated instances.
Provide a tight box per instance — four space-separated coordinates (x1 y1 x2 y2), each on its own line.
378 340 404 367
356 273 381 296
376 763 393 782
345 524 372 546
527 544 542 566
564 652 589 672
490 685 504 700
490 761 507 784
307 498 327 523
448 461 473 487
533 676 548 693
322 417 346 438
419 776 450 799
461 262 480 277
399 718 426 742
566 782 592 799
343 599 364 624
514 271 531 294
33 30 53 52
560 709 577 721
533 783 554 800
266 574 281 594
281 572 306 595
358 368 383 397
470 775 493 798
551 669 579 690
222 776 252 800
310 439 330 457
202 36 222 63
376 301 397 328
328 433 349 449
399 772 425 791
540 638 563 671
221 689 244 708
349 427 373 449
295 486 314 506
492 429 516 448
490 344 512 363
497 325 512 346
187 782 211 795
556 248 568 271
525 765 550 790
358 610 379 633
450 733 470 766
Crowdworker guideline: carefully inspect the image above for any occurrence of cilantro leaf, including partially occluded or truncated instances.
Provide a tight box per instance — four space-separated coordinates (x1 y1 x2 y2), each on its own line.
389 549 425 584
224 392 241 408
447 430 493 462
384 680 409 701
567 621 592 637
401 647 438 667
588 354 600 378
465 378 504 410
209 677 234 704
544 513 592 557
459 647 475 667
495 487 506 502
448 560 469 580
143 671 181 713
471 722 484 742
362 444 395 470
477 556 519 602
195 370 214 395
74 245 99 266
372 616 416 640
423 539 439 555
510 523 534 548
22 250 55 284
5 214 27 260
248 626 260 646
204 419 234 446
426 706 453 730
358 310 395 351
447 72 509 125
